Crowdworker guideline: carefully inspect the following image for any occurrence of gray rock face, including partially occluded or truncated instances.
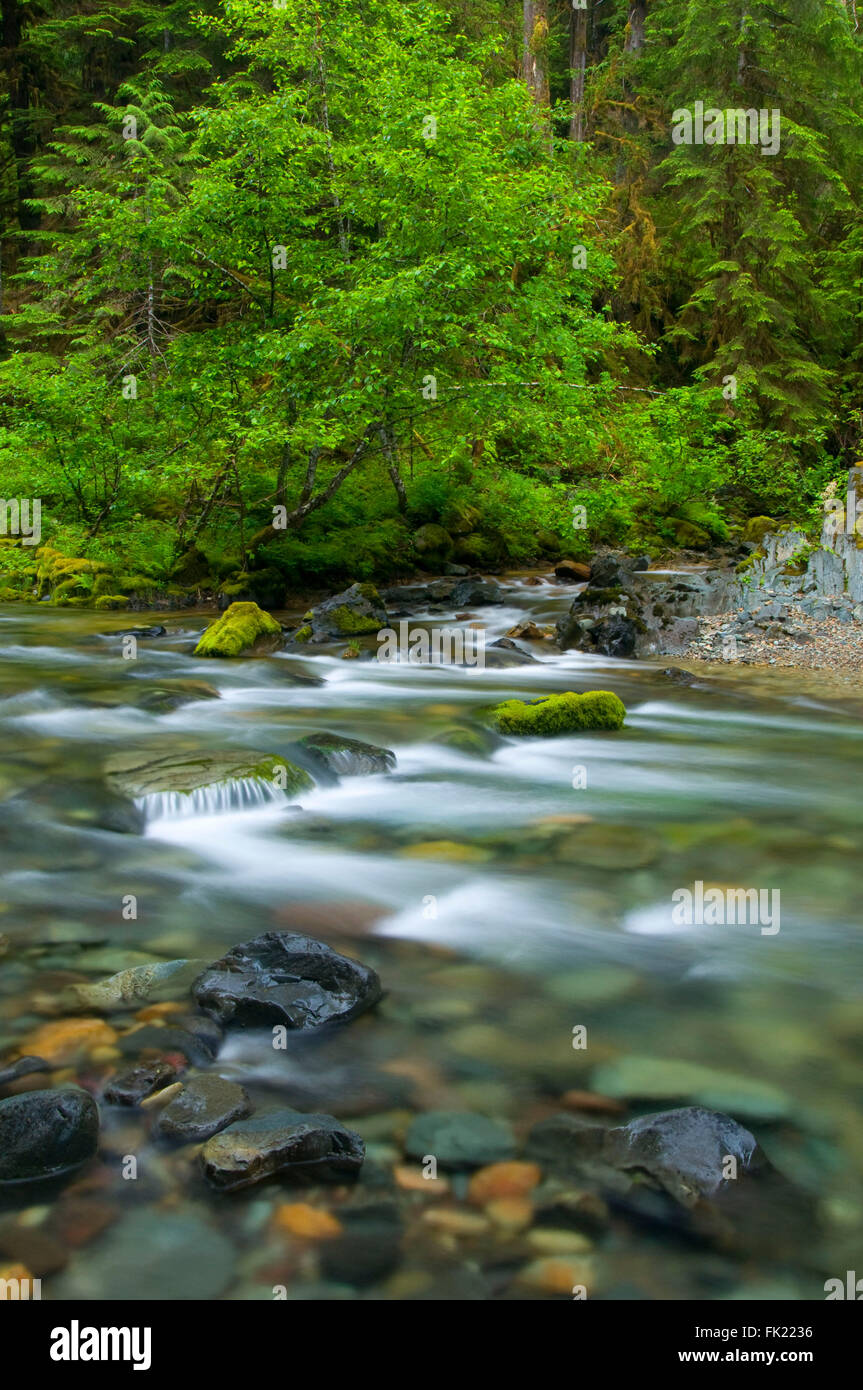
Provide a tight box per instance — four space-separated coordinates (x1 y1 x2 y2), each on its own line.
201 1107 364 1191
604 1106 756 1206
404 1111 515 1169
192 932 383 1029
0 1087 99 1183
155 1074 251 1141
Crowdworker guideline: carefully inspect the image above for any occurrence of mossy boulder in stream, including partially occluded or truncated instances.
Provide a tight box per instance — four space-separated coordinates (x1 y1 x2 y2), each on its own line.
488 691 626 736
194 601 283 657
302 583 388 642
105 749 313 804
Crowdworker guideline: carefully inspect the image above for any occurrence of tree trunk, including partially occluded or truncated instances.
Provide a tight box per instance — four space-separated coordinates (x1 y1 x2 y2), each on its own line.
625 1 647 53
568 2 588 141
522 2 550 107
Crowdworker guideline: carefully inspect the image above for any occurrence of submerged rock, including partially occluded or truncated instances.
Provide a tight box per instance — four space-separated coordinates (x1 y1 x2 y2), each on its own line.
0 1055 50 1089
201 1107 364 1191
432 725 502 757
404 1111 516 1169
192 932 383 1029
590 1056 792 1122
297 732 396 776
65 958 208 1012
487 691 626 736
0 1088 99 1184
155 1075 251 1142
51 1209 235 1300
116 1023 220 1066
605 1106 756 1206
194 601 283 658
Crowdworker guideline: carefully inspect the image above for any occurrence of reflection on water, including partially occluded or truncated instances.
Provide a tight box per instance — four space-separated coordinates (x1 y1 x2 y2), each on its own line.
0 581 862 1301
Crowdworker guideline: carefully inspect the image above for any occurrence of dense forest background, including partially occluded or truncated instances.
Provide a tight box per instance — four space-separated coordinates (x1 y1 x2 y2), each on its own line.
1 0 863 603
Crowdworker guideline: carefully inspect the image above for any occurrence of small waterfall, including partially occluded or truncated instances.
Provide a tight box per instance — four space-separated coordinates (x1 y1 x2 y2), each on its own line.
137 777 289 823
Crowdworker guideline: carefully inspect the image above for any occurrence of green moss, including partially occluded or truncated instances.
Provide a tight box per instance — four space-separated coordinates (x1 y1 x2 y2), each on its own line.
328 603 381 635
93 594 130 610
293 624 312 643
743 516 776 545
487 691 626 736
735 554 760 574
194 601 283 658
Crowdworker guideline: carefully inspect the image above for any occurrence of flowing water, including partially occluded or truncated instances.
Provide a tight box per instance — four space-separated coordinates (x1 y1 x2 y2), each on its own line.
1 576 862 1300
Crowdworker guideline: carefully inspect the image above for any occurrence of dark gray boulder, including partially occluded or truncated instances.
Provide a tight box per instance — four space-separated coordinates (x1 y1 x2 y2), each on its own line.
0 1088 99 1184
192 932 383 1029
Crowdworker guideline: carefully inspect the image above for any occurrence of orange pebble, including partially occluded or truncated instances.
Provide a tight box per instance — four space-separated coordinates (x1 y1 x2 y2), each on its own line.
273 1203 342 1240
22 1018 117 1065
468 1161 542 1206
485 1197 533 1232
393 1165 450 1195
560 1089 625 1116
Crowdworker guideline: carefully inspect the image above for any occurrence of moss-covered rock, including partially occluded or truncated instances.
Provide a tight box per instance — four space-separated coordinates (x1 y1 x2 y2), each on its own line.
292 624 312 643
306 582 388 641
670 518 711 550
105 749 313 800
169 545 212 586
441 501 482 537
487 691 626 736
194 601 283 658
453 533 493 565
218 566 286 610
94 594 130 610
412 523 454 564
743 516 777 545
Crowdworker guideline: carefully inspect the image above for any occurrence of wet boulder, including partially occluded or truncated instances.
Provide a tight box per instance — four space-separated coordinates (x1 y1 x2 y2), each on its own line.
192 932 383 1029
604 1106 756 1207
451 577 504 607
0 1088 99 1184
303 583 388 642
155 1075 251 1142
201 1107 364 1191
296 733 396 776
